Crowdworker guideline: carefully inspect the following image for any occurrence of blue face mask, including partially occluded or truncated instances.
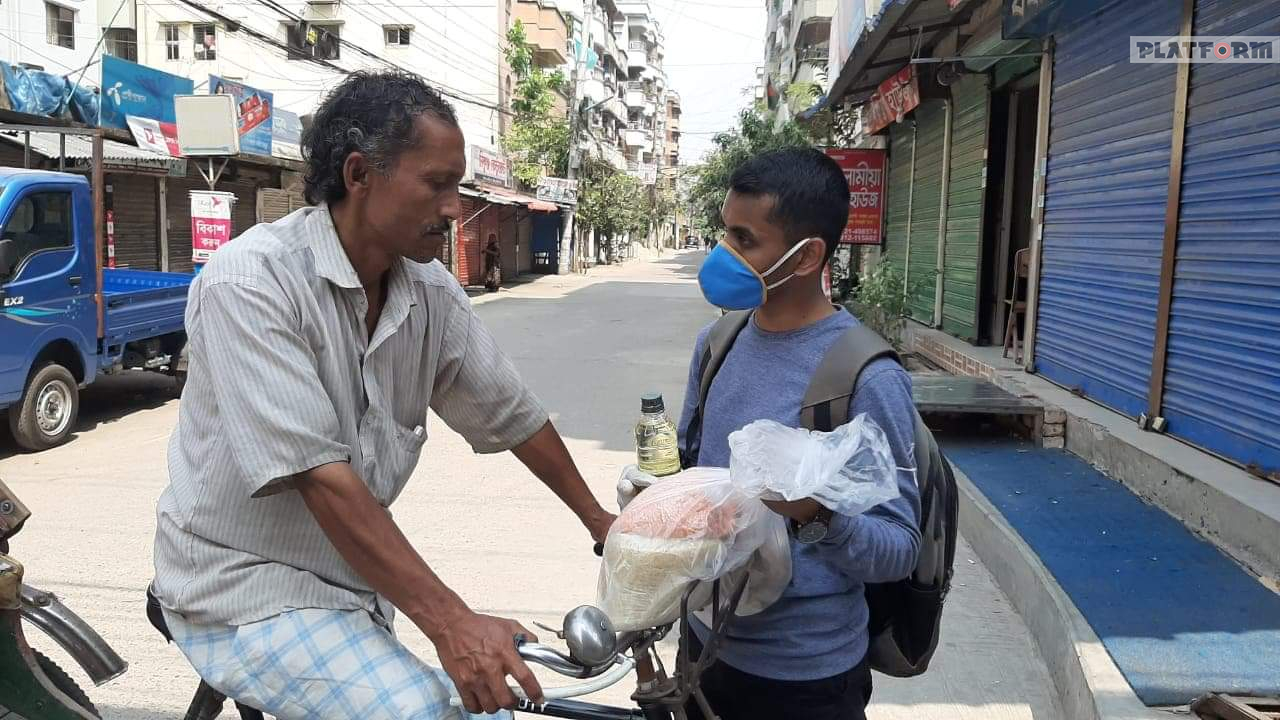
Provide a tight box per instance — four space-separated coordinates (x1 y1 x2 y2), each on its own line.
697 238 819 310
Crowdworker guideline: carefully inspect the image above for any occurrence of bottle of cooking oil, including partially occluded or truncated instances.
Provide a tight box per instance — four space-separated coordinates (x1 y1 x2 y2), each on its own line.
635 392 681 477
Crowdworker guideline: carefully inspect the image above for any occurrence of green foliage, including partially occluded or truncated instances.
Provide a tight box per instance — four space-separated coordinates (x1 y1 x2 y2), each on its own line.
686 109 812 234
502 21 570 187
576 158 648 261
846 255 936 350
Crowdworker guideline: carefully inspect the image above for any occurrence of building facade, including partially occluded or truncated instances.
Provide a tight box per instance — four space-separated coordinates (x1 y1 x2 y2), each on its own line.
825 0 1280 480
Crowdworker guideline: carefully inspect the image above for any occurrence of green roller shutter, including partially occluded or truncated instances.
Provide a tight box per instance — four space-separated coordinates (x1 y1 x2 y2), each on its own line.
883 121 915 279
941 75 991 341
906 100 946 324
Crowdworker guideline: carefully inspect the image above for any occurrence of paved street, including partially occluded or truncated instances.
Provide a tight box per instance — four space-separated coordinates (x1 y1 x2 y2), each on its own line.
1 250 1060 719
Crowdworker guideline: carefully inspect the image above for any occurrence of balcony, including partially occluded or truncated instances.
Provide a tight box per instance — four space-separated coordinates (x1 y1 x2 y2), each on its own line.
590 14 608 52
627 41 647 70
791 0 834 48
515 1 569 67
581 77 607 104
796 43 830 64
624 80 646 107
793 0 834 23
604 96 627 119
625 125 652 148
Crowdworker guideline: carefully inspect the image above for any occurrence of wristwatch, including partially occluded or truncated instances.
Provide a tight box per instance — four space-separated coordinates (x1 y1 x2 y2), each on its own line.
794 506 834 544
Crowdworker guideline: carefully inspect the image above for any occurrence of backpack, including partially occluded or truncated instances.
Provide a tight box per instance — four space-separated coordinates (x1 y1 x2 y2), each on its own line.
680 308 958 678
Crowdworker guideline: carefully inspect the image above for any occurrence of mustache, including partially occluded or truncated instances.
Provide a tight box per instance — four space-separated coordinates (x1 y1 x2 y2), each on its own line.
422 224 450 236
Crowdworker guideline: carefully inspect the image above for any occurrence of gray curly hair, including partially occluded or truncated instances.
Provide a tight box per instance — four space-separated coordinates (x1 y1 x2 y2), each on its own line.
302 70 459 205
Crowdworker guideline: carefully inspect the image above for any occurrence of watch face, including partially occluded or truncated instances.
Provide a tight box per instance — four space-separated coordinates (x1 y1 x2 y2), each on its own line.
797 521 828 544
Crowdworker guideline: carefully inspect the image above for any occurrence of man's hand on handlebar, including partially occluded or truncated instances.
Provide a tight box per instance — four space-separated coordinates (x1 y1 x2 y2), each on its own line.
430 609 545 714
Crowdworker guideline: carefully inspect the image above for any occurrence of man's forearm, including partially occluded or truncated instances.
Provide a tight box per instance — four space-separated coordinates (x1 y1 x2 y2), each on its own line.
511 421 612 534
296 461 468 639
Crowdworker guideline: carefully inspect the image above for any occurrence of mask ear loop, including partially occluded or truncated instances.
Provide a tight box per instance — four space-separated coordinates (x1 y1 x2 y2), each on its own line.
762 238 822 290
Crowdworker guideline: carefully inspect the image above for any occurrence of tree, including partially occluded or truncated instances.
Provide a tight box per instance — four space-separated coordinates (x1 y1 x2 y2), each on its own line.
502 21 571 187
576 158 647 263
686 109 812 232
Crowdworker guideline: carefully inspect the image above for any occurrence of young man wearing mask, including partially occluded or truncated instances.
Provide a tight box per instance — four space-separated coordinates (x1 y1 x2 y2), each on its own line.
675 148 921 719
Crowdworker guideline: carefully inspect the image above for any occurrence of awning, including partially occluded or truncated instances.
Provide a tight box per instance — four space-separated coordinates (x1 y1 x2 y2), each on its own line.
0 131 187 175
479 186 562 213
827 0 983 109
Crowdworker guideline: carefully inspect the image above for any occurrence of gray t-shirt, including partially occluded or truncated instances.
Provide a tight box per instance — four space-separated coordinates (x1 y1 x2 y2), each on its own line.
678 310 922 681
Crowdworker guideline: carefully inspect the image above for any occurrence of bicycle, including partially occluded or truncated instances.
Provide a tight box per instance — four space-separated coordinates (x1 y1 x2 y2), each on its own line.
157 573 748 720
1 479 129 720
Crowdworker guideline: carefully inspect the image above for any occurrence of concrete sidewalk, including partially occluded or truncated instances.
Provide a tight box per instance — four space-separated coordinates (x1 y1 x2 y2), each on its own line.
0 250 1061 719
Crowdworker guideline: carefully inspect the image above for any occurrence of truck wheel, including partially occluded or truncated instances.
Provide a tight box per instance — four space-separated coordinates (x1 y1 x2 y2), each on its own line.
8 363 79 451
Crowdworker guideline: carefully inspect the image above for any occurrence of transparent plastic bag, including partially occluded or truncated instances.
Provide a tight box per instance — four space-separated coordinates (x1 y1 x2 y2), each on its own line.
598 414 901 632
597 467 790 631
728 414 901 517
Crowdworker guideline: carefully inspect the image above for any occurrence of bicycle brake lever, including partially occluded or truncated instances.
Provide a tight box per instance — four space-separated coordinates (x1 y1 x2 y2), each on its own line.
533 621 565 639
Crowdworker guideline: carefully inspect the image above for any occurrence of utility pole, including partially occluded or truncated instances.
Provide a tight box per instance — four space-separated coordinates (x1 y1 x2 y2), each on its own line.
559 2 594 275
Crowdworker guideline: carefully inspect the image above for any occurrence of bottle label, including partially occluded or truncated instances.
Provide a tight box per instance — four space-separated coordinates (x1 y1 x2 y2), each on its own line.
637 432 681 476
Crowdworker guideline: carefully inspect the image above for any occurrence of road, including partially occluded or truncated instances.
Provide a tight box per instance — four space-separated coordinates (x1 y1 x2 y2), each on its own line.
0 250 1061 719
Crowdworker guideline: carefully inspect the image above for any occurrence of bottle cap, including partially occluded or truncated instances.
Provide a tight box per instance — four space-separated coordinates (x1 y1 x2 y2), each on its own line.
641 393 665 414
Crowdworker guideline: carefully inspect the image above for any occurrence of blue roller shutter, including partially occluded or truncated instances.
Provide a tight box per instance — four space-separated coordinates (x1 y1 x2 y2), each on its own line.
1159 0 1280 475
1033 0 1181 418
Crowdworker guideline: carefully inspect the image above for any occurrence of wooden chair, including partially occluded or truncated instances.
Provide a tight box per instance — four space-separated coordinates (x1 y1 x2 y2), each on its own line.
1003 248 1031 363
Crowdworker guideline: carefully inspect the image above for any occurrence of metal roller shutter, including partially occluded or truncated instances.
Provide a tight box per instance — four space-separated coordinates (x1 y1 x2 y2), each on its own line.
500 206 518 280
1158 0 1280 474
258 188 306 223
224 180 259 241
458 196 483 285
884 121 915 279
1033 0 1181 418
518 213 533 274
106 174 160 270
941 74 990 342
906 100 946 323
166 177 203 274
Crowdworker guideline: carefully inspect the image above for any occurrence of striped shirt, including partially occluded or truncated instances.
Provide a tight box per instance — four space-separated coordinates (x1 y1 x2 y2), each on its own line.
153 204 548 626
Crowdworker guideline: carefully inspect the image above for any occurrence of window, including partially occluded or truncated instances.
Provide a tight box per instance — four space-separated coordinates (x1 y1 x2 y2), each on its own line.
163 24 180 60
384 25 411 46
45 3 74 50
193 23 216 60
0 192 73 282
287 23 340 60
104 28 137 61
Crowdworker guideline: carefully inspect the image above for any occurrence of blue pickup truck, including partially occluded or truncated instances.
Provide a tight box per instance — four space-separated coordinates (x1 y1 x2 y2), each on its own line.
0 168 191 450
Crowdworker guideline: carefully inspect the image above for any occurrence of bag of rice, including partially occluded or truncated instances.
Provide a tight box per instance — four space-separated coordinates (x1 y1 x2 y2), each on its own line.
598 414 900 632
596 467 788 631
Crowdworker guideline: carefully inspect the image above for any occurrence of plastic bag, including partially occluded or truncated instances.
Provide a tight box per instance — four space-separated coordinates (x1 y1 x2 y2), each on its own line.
597 467 790 631
728 414 901 517
598 414 901 632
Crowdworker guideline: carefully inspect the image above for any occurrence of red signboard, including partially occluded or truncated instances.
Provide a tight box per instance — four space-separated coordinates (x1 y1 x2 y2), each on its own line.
826 148 887 246
863 66 921 135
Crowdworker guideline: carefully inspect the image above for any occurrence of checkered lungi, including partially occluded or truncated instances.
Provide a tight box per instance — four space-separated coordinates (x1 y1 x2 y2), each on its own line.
163 606 512 720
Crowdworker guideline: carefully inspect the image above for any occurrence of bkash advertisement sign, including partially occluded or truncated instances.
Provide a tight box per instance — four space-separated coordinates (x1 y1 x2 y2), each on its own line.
210 75 274 156
100 55 194 129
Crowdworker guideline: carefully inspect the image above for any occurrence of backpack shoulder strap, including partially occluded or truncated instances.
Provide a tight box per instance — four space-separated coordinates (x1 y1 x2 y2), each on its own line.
682 310 752 468
698 310 752 410
801 320 900 432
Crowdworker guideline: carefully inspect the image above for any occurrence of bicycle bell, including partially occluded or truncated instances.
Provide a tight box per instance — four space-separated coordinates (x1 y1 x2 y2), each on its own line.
562 605 616 667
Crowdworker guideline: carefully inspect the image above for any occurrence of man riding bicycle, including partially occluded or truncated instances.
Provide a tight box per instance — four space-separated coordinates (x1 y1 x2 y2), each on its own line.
151 71 616 720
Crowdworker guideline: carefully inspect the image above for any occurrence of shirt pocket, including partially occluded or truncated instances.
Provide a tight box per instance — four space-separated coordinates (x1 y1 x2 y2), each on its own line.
372 419 427 507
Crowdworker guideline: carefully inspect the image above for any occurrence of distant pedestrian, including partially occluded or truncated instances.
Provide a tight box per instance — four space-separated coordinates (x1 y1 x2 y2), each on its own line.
484 233 501 292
